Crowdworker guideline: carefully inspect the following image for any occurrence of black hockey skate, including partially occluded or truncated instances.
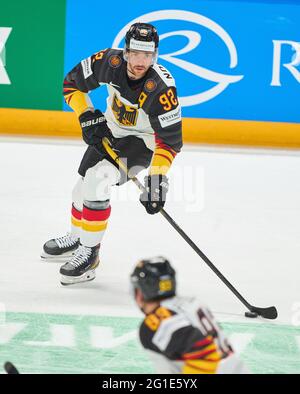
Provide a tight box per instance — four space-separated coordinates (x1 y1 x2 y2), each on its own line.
59 244 100 285
41 233 80 261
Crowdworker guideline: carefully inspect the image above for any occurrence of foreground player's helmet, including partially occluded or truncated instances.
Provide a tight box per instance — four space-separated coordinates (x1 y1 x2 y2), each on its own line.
124 22 159 63
130 257 176 301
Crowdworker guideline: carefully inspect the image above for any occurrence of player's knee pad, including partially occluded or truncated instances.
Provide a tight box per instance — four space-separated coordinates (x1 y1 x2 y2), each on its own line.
83 159 120 201
83 200 110 210
72 177 84 211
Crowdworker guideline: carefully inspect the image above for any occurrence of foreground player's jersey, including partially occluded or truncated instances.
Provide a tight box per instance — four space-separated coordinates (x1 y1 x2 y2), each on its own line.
63 48 182 174
139 296 249 374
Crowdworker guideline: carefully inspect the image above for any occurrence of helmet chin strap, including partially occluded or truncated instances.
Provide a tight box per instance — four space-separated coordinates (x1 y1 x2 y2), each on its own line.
139 305 146 314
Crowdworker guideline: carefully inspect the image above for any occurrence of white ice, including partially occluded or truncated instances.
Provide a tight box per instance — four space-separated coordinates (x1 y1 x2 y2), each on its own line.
0 137 299 326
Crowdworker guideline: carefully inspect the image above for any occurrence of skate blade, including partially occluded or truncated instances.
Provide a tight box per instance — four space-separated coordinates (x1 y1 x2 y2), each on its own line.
60 270 96 286
40 250 77 262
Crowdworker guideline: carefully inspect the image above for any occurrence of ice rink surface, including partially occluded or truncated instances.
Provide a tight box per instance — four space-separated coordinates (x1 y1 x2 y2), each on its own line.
0 137 300 373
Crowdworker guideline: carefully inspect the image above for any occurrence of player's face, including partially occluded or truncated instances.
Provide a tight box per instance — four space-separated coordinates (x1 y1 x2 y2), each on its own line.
127 50 153 79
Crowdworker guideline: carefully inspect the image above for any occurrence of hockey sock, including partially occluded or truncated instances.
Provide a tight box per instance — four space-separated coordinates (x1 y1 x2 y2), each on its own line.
80 200 111 247
71 203 82 238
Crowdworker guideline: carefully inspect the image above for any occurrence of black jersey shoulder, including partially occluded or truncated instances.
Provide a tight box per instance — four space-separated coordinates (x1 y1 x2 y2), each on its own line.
141 63 179 115
139 322 161 353
64 48 126 93
139 305 177 353
91 48 126 85
148 63 177 92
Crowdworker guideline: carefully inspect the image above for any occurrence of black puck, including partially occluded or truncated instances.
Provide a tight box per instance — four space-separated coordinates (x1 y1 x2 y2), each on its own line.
4 361 19 374
245 311 258 318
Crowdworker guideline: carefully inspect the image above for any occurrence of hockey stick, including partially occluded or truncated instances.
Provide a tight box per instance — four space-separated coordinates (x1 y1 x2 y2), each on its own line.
102 138 278 320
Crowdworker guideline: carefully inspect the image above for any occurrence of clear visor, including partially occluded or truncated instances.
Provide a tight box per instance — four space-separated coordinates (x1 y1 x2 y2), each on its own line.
123 46 158 65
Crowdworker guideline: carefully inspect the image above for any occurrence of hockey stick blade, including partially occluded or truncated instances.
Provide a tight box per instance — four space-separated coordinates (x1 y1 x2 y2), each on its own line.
250 306 278 320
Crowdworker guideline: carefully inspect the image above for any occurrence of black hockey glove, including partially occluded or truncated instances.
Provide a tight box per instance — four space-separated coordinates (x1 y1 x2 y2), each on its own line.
79 109 113 146
140 174 169 214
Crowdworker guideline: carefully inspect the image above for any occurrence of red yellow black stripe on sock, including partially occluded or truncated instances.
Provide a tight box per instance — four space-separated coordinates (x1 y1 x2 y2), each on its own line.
81 204 111 232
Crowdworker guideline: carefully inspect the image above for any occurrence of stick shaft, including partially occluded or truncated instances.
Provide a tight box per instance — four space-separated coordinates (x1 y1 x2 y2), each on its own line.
102 138 276 318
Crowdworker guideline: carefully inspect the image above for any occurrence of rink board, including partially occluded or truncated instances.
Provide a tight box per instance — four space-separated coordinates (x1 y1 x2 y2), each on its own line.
1 108 300 148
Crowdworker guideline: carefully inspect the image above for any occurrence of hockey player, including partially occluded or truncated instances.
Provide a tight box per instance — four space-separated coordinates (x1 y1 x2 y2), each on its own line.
41 23 182 285
130 257 250 374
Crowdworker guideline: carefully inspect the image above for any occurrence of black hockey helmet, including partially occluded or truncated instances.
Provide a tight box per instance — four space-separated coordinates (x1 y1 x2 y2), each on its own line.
124 23 159 63
130 257 176 302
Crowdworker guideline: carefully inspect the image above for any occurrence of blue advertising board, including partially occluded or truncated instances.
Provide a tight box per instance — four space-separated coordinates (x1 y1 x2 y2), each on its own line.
64 0 300 123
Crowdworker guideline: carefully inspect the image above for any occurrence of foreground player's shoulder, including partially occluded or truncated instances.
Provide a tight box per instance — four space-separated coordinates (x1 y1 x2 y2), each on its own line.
139 306 176 351
139 303 198 359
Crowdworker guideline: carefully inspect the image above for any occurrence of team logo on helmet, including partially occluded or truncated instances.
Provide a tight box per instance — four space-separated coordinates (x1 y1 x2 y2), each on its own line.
159 279 173 292
109 55 122 68
139 28 148 37
145 79 157 92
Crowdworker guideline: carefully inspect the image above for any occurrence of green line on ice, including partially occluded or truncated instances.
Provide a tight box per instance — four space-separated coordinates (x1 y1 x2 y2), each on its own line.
0 312 299 374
